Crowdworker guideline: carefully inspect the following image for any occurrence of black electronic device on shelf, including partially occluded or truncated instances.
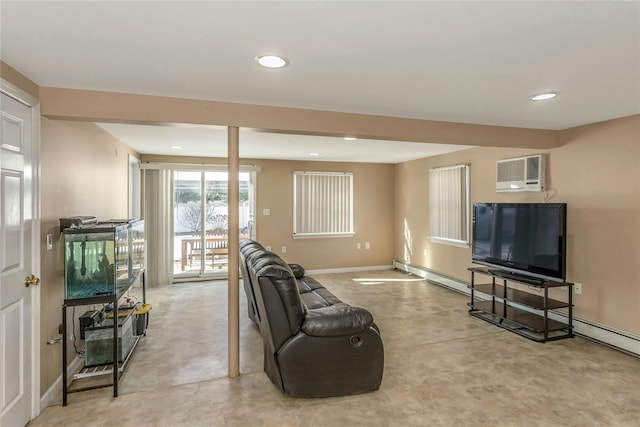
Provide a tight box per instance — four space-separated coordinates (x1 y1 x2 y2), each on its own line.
471 202 567 283
79 309 104 340
59 216 98 231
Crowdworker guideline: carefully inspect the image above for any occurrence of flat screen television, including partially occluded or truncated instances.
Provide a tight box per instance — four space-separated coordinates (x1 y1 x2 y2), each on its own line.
472 203 567 283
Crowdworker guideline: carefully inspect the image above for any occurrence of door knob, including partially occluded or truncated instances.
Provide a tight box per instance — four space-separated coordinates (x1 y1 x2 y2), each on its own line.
24 274 40 287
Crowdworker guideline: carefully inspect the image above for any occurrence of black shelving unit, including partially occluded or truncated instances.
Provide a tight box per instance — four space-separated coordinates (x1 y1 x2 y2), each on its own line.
468 267 573 342
60 218 146 406
61 271 146 406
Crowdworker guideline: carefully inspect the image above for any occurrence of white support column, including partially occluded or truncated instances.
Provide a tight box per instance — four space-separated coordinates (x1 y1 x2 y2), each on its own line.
228 126 240 378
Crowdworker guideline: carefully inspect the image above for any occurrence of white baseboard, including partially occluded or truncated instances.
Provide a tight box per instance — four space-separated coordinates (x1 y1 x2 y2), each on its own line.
393 260 470 294
40 354 83 409
305 264 393 275
567 318 640 357
393 259 640 357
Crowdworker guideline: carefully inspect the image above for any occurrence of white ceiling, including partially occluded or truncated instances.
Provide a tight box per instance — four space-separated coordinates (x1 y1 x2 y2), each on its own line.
2 1 639 162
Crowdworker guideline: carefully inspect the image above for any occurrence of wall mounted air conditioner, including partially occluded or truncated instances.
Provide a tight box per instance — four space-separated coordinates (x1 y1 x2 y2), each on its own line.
496 154 545 192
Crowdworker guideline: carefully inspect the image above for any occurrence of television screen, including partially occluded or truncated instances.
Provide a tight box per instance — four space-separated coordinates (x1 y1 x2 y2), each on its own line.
472 203 567 282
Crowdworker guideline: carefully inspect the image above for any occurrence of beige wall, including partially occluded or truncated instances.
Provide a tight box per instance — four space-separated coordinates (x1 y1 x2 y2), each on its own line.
394 115 640 336
252 159 395 270
555 116 639 333
141 155 395 270
39 118 138 394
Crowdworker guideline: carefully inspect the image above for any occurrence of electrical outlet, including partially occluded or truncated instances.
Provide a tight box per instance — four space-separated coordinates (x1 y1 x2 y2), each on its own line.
47 234 53 251
265 245 271 251
365 241 371 250
357 243 361 250
574 283 582 295
281 246 287 254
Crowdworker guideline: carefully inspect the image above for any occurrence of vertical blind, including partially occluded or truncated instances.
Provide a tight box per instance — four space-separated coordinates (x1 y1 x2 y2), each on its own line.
429 164 470 246
144 169 175 286
128 155 141 219
293 171 354 238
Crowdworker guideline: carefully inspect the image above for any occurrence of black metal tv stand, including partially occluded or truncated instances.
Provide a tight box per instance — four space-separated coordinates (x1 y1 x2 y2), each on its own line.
468 267 574 342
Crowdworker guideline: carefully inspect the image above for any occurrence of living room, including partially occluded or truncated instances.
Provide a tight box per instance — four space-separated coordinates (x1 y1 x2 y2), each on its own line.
1 2 638 426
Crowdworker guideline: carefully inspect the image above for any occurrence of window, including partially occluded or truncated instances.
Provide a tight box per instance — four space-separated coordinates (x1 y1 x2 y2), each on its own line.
293 171 354 238
173 169 255 278
429 164 469 247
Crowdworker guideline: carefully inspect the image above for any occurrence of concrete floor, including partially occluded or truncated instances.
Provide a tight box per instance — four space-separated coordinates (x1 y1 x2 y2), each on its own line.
29 270 640 426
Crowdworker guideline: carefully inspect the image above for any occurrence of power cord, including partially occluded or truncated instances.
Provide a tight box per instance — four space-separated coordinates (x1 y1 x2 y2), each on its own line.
544 188 557 202
71 306 85 357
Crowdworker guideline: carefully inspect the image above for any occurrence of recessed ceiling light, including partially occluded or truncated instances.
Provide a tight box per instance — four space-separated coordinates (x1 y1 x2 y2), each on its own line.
309 152 320 156
530 92 558 101
255 55 289 69
170 145 183 150
344 137 357 141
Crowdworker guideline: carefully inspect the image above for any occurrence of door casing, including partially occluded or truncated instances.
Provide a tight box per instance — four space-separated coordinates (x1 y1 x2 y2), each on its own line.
0 79 41 422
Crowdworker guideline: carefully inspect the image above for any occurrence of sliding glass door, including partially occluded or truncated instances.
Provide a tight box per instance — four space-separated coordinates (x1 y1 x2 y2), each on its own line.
173 170 254 279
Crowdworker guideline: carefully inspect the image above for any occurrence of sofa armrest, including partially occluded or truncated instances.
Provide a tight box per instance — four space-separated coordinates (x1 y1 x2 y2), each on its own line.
301 304 374 337
288 263 305 278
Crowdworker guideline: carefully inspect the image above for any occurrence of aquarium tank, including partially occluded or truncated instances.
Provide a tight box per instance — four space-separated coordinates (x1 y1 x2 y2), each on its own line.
61 219 145 300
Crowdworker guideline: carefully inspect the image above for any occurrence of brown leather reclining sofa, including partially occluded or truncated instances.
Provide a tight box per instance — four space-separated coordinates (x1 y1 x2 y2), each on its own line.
239 239 384 397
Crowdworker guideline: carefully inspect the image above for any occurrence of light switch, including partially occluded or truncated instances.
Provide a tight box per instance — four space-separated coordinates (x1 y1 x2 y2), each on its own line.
263 208 271 216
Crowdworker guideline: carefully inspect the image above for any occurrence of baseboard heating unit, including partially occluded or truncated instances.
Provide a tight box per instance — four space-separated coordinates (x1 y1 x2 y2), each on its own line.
393 259 640 357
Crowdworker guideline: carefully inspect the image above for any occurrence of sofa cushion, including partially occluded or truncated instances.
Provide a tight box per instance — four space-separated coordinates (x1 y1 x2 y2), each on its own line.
255 263 307 336
296 275 325 293
300 292 330 309
310 287 343 305
250 251 288 271
240 239 263 251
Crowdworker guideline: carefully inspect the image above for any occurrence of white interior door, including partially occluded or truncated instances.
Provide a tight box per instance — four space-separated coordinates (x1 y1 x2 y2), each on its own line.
1 86 39 426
